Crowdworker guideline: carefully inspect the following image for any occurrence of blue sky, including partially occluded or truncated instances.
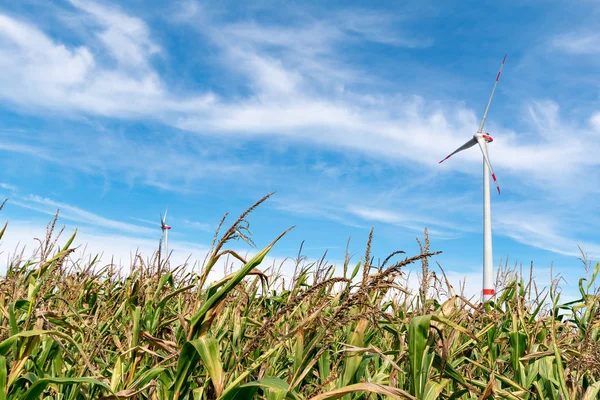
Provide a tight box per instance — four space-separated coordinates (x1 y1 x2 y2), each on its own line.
1 0 599 298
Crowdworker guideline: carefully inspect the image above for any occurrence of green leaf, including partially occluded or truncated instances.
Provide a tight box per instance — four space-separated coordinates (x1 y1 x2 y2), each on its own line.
173 337 225 399
239 377 291 400
318 351 330 386
172 341 200 399
192 337 225 397
408 315 432 398
0 356 6 400
0 222 7 240
588 262 600 291
309 382 417 400
22 377 113 399
508 331 527 377
350 260 361 281
61 230 77 252
131 306 141 348
0 330 58 356
188 228 291 339
431 314 477 341
220 386 258 400
583 381 600 400
423 379 449 400
432 354 467 386
341 319 368 386
110 354 124 392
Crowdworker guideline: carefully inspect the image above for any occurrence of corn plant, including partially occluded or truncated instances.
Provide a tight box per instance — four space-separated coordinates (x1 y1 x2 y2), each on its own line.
0 195 598 399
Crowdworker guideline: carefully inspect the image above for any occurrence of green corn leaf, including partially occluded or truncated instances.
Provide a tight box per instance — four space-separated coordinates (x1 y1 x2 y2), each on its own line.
431 314 477 341
341 319 368 386
583 381 600 400
22 377 113 399
422 378 449 400
172 337 225 399
192 337 225 397
308 382 418 400
0 330 58 356
0 222 7 241
432 354 467 386
408 315 432 398
293 331 304 376
588 262 600 290
110 354 124 392
318 351 330 386
508 331 527 376
0 356 6 400
350 260 361 281
131 306 141 348
234 377 297 400
60 230 77 252
188 228 292 339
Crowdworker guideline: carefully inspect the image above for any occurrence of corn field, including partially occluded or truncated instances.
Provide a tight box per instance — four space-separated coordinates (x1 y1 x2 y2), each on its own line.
0 195 599 399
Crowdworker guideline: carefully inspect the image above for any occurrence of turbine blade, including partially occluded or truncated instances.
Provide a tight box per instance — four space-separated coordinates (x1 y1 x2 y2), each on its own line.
164 206 168 222
439 137 478 163
476 137 501 194
477 54 507 134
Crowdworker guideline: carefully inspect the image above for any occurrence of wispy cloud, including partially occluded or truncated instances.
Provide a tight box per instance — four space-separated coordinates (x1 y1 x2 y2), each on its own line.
180 219 213 232
346 205 466 239
0 127 259 192
0 6 215 116
0 183 17 192
1 0 598 197
13 194 155 235
69 0 160 67
496 210 600 259
552 32 600 55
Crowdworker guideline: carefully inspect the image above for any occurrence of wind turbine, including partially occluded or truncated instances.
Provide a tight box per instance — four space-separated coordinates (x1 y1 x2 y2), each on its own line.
439 55 506 302
160 206 172 258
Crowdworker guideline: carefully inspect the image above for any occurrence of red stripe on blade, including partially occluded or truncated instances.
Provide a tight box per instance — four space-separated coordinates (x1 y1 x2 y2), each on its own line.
483 289 495 295
496 72 501 81
502 54 507 63
439 156 450 164
491 173 497 182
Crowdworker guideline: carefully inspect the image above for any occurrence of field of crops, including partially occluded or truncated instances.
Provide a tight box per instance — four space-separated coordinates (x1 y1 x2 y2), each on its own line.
0 195 599 399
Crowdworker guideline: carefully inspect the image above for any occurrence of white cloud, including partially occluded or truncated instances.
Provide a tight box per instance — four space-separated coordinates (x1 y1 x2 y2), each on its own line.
0 183 17 193
590 112 600 131
1 1 598 196
0 219 207 273
69 0 160 67
496 212 600 259
11 195 156 236
0 9 214 117
334 9 433 48
552 32 600 55
346 205 466 239
180 219 213 232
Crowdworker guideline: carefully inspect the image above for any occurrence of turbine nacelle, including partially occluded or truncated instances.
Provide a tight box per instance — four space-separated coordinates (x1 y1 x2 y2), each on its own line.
159 206 171 260
439 133 500 194
477 133 494 143
160 206 171 231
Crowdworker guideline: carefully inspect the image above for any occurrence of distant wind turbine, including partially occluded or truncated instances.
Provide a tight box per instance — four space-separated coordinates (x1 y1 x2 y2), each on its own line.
160 206 172 259
439 55 507 302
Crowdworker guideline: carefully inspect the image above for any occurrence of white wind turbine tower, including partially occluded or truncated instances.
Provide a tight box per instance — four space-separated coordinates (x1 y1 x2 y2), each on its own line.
439 55 506 302
160 206 172 259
